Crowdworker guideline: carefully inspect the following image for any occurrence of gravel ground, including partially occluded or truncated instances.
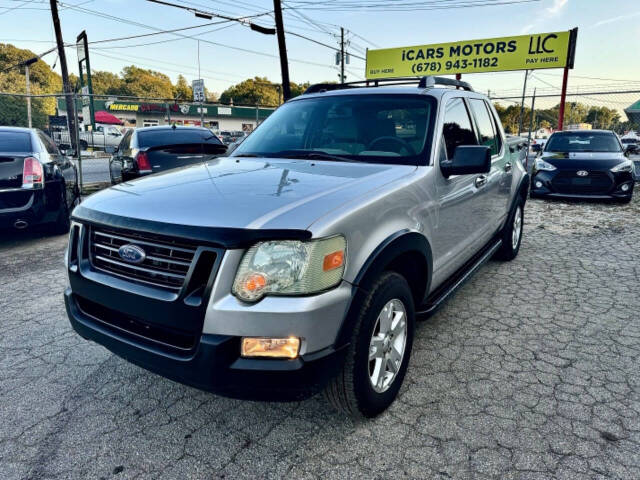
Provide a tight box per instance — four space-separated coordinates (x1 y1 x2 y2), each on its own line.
1 193 640 480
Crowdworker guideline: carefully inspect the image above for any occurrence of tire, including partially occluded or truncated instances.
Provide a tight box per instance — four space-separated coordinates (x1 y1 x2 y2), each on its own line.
79 140 88 151
49 189 71 235
495 197 524 261
324 272 415 418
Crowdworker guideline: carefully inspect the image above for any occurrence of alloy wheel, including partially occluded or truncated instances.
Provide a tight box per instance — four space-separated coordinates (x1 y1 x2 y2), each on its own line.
368 299 408 393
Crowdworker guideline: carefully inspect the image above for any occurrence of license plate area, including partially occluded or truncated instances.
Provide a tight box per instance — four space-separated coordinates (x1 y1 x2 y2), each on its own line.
571 178 591 185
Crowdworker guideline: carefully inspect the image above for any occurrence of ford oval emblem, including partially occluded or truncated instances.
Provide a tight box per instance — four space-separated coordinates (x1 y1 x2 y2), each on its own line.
576 170 589 177
118 244 146 264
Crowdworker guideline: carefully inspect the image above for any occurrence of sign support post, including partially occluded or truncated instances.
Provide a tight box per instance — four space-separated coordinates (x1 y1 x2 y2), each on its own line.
558 66 569 131
557 28 578 131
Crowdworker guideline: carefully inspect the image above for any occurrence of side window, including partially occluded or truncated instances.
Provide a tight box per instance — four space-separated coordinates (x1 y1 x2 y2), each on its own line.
442 98 477 160
38 131 59 155
469 99 499 156
119 130 132 151
487 101 503 154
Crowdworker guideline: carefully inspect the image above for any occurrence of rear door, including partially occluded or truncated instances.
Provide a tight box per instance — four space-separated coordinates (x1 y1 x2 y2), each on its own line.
38 130 76 206
432 97 488 281
467 98 510 239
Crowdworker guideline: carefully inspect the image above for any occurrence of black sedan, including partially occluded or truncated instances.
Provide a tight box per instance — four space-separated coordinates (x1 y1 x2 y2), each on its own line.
108 126 227 184
0 126 79 233
530 130 635 203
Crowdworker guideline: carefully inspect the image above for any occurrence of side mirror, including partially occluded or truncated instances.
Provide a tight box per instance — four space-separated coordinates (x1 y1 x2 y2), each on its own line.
440 146 491 177
105 146 117 154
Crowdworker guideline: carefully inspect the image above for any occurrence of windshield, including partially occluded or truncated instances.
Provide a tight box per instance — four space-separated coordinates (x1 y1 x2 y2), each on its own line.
545 131 622 153
233 94 435 165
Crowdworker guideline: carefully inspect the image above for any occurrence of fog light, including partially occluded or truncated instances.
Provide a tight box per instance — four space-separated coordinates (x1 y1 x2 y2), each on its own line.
535 181 543 188
241 337 300 359
621 183 630 192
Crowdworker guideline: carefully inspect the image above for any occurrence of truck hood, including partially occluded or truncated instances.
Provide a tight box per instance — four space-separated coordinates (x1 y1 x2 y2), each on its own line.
77 157 415 230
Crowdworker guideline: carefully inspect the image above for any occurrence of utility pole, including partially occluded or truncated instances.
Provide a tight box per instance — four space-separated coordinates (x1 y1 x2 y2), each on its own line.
25 64 32 128
198 40 204 126
340 27 345 84
49 0 77 151
518 70 529 136
273 0 291 101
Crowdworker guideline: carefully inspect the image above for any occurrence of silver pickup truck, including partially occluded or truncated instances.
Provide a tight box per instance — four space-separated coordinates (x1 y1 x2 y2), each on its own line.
53 125 124 151
64 76 528 417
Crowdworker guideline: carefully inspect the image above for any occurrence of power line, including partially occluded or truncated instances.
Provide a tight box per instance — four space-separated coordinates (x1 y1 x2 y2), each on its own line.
283 0 541 11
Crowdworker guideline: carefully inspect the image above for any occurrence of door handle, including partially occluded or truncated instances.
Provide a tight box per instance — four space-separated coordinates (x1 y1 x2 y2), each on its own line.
504 162 512 172
475 175 487 188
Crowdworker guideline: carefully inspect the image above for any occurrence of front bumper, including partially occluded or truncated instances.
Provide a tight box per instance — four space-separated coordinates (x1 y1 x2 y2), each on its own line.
64 221 353 400
531 170 634 200
65 289 347 400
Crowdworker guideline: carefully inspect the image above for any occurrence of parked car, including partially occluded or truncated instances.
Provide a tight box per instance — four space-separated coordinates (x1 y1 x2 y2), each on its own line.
52 125 124 151
620 137 639 155
65 76 529 417
0 126 79 233
108 126 227 184
531 130 634 203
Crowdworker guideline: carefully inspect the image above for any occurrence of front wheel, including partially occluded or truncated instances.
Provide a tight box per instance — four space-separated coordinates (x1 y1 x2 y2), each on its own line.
324 272 415 418
495 198 524 261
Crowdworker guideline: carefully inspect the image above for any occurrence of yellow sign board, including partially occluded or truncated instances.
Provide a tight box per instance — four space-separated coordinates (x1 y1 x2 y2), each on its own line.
366 31 576 79
108 103 139 112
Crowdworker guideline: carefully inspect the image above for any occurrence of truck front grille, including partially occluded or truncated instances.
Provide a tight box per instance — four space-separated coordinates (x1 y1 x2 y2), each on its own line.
89 227 199 291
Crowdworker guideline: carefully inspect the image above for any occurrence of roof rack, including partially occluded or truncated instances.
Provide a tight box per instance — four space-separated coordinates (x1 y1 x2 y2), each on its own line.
303 75 473 95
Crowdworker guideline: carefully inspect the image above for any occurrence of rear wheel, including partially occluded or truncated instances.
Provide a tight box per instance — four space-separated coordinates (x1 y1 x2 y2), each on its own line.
495 198 524 261
324 272 415 418
79 140 88 151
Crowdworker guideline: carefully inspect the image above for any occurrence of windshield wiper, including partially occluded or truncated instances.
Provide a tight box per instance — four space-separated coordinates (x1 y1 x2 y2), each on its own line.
275 150 363 163
233 153 260 157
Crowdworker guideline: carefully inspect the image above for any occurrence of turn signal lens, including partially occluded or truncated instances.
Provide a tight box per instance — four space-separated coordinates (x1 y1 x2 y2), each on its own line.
243 273 267 292
323 250 344 271
241 337 300 359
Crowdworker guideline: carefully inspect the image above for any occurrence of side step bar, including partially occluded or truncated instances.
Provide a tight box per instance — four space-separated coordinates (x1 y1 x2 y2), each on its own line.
417 238 502 316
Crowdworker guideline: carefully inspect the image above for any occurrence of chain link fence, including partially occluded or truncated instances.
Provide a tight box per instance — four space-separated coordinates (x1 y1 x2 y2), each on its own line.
0 91 277 192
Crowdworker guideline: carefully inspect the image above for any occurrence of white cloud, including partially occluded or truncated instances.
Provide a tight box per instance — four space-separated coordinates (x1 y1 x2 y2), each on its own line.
546 0 568 15
520 24 535 34
593 10 640 28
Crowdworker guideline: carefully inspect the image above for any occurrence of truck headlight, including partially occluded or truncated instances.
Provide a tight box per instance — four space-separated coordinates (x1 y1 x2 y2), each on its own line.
535 159 557 171
232 236 346 302
611 160 633 173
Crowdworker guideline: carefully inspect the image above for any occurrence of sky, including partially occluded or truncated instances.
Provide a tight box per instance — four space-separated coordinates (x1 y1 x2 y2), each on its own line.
1 0 639 101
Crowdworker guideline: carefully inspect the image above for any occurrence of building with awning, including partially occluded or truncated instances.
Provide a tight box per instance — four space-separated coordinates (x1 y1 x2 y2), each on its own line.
56 98 275 132
94 110 124 125
624 99 640 125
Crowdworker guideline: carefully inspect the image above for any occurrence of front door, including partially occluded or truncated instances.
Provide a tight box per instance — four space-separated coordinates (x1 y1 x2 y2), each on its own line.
431 97 492 285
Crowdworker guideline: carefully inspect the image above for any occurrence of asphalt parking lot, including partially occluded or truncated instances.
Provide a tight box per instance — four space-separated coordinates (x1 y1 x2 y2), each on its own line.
1 194 640 480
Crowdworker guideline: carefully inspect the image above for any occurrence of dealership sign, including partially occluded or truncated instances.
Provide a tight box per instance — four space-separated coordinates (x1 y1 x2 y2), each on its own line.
366 30 577 79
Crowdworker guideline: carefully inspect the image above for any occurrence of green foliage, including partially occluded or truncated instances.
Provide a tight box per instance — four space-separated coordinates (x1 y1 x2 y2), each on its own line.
90 71 125 95
494 100 626 134
219 77 310 106
120 65 174 99
0 43 61 128
173 75 192 101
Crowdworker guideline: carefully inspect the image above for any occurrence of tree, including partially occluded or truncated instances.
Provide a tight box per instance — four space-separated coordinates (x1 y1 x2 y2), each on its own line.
539 119 552 130
120 66 174 99
219 76 280 106
585 106 620 129
90 71 125 95
173 74 192 100
0 43 61 128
